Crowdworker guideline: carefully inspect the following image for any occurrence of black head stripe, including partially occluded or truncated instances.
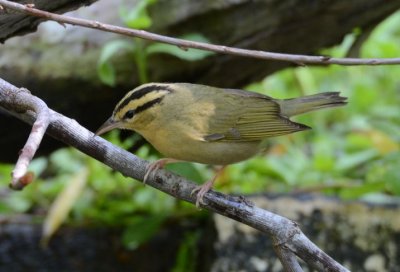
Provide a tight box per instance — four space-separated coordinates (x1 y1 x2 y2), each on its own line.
115 84 173 114
135 97 164 114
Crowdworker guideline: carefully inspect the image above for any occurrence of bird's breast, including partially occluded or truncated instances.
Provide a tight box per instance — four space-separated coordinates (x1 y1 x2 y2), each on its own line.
141 126 261 165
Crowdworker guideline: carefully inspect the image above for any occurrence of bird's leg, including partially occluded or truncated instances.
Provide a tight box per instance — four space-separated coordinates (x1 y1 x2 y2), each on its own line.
191 166 226 208
143 158 180 184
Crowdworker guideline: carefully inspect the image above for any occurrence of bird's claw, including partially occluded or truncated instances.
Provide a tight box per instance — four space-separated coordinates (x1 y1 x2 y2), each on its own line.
143 163 159 184
191 180 214 208
143 158 180 184
143 159 169 184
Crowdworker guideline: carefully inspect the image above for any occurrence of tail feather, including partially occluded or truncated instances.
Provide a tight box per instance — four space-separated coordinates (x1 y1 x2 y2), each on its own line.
278 92 347 117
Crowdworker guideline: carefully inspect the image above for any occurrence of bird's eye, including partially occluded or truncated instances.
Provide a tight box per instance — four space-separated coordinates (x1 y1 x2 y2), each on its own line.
123 110 135 119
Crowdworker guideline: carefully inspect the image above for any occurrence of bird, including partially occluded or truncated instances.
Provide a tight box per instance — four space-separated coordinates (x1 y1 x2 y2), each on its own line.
95 83 347 207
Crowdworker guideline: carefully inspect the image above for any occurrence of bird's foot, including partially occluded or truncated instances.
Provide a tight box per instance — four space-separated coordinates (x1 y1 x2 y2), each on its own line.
191 166 226 208
191 179 215 208
143 158 179 184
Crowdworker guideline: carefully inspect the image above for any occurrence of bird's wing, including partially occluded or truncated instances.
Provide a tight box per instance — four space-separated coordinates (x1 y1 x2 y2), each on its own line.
203 93 310 142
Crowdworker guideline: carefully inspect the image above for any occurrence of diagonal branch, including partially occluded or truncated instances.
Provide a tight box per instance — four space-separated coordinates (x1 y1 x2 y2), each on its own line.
272 236 303 272
0 0 399 66
0 78 349 271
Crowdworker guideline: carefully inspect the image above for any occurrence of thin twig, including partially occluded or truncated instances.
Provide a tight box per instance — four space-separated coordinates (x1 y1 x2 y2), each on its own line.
0 77 349 271
0 0 399 66
0 81 50 189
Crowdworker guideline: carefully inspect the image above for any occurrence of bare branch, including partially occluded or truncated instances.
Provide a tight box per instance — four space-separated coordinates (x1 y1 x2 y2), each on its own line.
0 77 349 271
0 0 399 66
0 80 50 189
273 236 303 272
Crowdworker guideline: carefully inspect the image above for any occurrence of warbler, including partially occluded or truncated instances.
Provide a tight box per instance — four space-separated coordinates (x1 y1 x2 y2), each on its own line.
96 83 347 206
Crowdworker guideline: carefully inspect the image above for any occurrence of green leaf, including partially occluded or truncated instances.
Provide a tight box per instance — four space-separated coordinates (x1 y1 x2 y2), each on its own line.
313 137 335 172
99 40 134 65
29 157 48 178
122 215 165 249
172 232 199 272
97 40 134 86
119 0 157 29
336 150 377 172
339 181 386 199
366 153 400 195
49 149 83 173
0 164 14 184
166 163 205 183
133 187 176 213
5 193 32 213
146 33 215 61
97 62 116 86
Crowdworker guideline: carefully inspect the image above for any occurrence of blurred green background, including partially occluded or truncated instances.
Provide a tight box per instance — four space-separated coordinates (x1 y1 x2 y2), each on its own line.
1 5 399 268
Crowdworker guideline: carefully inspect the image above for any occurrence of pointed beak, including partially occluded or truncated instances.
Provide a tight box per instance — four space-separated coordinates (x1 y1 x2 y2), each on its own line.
95 117 120 136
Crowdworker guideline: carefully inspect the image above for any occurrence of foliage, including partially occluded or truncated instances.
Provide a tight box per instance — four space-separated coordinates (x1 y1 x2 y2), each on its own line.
1 9 400 252
97 0 214 85
172 231 200 272
238 11 400 202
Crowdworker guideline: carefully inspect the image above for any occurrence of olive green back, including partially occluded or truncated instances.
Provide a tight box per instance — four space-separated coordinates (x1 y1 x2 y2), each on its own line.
178 84 309 142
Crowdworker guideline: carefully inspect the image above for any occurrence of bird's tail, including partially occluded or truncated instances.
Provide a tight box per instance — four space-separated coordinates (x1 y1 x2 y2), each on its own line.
278 92 347 117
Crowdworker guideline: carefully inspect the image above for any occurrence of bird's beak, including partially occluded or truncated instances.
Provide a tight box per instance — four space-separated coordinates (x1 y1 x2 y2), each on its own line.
95 117 120 136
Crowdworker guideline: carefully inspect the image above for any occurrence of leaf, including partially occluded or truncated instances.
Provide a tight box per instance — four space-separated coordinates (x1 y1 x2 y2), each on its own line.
97 40 134 86
49 149 84 173
5 193 32 213
146 33 215 61
366 129 399 155
166 163 204 183
339 181 386 199
133 187 176 213
313 137 335 172
345 133 374 152
293 68 317 94
366 154 400 195
29 157 48 177
172 232 199 272
122 215 165 249
41 167 89 246
335 149 377 172
119 0 157 29
97 62 116 86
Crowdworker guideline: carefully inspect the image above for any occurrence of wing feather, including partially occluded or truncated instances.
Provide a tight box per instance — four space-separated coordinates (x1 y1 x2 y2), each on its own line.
203 92 309 142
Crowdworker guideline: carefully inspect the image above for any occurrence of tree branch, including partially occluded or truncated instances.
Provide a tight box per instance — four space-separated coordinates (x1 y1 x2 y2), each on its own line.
0 0 399 66
0 78 349 271
272 236 303 272
0 81 49 189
